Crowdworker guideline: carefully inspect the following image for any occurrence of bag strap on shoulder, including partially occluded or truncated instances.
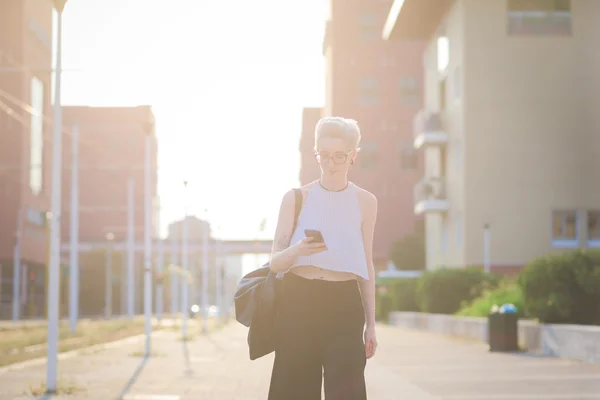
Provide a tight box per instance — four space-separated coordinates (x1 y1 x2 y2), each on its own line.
292 188 302 233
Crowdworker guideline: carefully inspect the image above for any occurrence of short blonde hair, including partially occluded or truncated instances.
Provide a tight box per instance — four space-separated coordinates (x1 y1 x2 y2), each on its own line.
314 116 361 151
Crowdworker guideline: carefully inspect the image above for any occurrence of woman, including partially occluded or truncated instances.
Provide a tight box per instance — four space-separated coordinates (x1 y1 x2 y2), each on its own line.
268 116 378 400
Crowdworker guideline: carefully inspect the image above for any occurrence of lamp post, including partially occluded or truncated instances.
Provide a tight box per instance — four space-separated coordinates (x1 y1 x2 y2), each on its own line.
483 224 491 274
201 208 208 335
46 0 68 394
105 232 114 319
69 124 79 332
143 132 153 357
215 225 222 328
181 180 189 339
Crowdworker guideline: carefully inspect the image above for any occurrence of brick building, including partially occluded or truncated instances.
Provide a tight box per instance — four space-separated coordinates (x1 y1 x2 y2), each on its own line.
61 105 159 243
0 0 54 317
307 0 426 267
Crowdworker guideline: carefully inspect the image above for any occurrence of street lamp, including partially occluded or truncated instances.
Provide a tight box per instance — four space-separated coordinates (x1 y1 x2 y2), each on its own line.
47 0 68 394
181 180 189 340
201 208 209 335
105 232 114 319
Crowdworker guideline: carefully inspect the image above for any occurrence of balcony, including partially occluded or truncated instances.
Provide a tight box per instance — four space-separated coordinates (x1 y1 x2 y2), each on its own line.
414 177 449 214
413 110 448 149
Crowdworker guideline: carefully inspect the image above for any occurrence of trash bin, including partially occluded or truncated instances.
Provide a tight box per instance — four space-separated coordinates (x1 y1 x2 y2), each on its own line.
487 303 519 352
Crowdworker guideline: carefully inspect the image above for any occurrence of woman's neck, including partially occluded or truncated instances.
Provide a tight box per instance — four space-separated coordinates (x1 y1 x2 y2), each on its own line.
319 175 349 192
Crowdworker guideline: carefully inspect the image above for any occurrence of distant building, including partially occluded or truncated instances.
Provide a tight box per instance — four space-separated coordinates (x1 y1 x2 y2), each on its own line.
61 105 160 243
318 0 426 267
299 107 322 184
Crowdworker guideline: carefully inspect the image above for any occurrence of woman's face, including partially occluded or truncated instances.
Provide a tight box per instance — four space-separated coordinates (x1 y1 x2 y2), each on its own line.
315 137 356 176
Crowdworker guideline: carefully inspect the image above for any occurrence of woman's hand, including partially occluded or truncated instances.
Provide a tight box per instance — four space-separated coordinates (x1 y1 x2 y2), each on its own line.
292 236 327 257
364 325 378 359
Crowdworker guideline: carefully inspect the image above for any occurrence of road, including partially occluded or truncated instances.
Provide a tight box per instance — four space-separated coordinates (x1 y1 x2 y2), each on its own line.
1 322 600 399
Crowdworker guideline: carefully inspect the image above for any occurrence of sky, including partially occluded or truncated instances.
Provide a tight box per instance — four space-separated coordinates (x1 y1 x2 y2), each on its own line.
58 0 328 241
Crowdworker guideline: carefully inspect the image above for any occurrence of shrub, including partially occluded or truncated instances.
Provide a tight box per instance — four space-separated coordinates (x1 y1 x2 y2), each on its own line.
375 278 420 322
416 267 500 314
390 278 420 312
457 282 525 318
518 249 600 325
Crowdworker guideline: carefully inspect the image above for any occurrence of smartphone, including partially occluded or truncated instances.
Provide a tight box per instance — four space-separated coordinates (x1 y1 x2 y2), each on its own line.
304 229 325 244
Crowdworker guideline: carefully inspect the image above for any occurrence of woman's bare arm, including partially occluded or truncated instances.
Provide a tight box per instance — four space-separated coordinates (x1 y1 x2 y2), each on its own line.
357 189 378 328
269 190 301 273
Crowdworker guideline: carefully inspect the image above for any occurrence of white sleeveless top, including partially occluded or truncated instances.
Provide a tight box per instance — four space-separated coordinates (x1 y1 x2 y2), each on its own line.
280 182 369 281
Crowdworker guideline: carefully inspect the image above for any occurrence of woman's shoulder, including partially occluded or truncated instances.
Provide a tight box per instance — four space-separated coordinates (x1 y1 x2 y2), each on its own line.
351 183 377 204
280 181 318 204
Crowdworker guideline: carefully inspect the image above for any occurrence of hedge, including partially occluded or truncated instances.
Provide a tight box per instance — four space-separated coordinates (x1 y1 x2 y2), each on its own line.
416 267 500 314
375 268 500 320
518 249 600 325
375 278 420 321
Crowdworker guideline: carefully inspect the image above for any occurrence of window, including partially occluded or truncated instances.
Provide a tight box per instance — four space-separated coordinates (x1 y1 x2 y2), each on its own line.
359 94 378 107
587 211 600 246
399 76 420 107
358 13 378 27
29 76 44 195
358 141 379 171
437 36 449 73
507 0 571 36
359 76 378 91
359 76 378 107
358 13 379 43
399 142 417 170
551 210 579 247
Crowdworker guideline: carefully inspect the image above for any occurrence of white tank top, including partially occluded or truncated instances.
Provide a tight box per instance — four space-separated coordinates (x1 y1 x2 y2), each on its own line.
281 182 369 280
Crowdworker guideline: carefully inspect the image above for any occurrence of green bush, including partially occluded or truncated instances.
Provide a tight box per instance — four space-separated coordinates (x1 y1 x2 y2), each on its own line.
375 278 420 322
457 282 525 318
390 278 420 312
518 249 600 325
416 267 500 314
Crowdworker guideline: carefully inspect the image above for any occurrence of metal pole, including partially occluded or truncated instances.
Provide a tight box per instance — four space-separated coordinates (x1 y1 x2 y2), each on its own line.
215 229 222 328
68 124 79 332
181 181 189 339
121 252 127 315
105 242 113 319
127 178 135 318
170 234 178 314
12 208 23 322
46 7 64 393
201 211 208 334
483 224 491 274
156 237 164 321
143 134 153 356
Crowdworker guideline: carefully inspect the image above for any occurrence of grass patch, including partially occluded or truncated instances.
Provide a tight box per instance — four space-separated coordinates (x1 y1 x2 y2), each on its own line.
27 379 84 396
128 349 164 357
0 318 160 367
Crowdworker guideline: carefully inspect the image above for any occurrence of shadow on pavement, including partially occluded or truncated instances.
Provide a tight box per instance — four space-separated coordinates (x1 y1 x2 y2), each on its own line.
183 340 194 377
115 356 149 400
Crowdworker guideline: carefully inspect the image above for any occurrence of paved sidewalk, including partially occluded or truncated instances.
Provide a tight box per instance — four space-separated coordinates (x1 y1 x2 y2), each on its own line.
1 322 600 399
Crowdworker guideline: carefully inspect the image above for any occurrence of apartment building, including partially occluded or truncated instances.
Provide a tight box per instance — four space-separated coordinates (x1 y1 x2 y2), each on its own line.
0 0 54 317
322 0 426 267
383 0 600 273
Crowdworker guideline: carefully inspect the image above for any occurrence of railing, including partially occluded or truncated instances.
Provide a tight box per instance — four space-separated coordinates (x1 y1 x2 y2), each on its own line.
414 176 447 205
413 109 443 139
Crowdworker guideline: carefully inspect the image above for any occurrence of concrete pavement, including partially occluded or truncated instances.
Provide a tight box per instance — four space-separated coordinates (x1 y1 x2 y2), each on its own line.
1 322 600 399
